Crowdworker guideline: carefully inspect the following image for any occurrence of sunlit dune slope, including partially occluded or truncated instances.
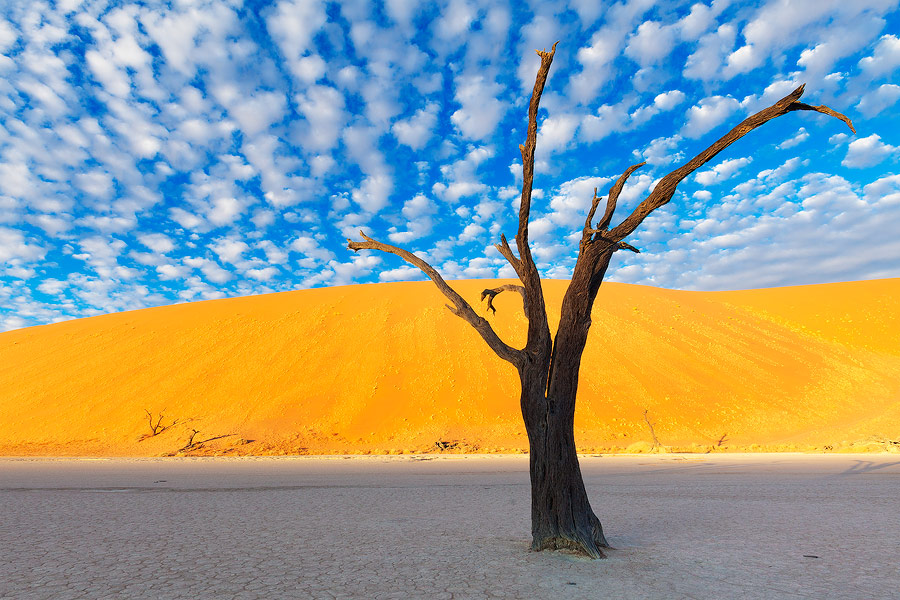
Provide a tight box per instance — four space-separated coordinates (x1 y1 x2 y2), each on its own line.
2 279 898 456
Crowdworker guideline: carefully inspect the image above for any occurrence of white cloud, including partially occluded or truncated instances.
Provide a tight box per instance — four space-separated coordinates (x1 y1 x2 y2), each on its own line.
73 236 136 279
757 157 803 183
384 0 421 28
611 170 900 290
614 173 655 209
695 157 753 186
85 49 131 97
676 2 723 39
341 124 393 213
515 14 561 95
723 0 897 79
684 23 736 81
450 74 506 140
392 103 438 150
630 90 688 127
537 113 579 153
209 196 245 226
736 79 802 114
291 54 326 84
352 172 394 213
432 181 487 204
329 253 381 286
169 207 206 231
296 85 346 152
401 194 433 220
864 174 900 205
637 135 684 166
681 96 740 139
137 233 175 254
378 265 424 282
225 91 286 137
459 222 486 242
580 100 632 142
0 227 45 263
855 83 900 117
432 146 492 203
653 89 686 111
388 194 435 244
266 0 327 68
184 257 233 284
157 263 190 280
256 240 288 265
0 19 17 52
570 33 619 104
625 21 676 66
858 34 900 77
291 235 335 268
210 238 249 264
546 175 612 228
29 214 73 236
37 279 67 295
247 266 278 281
568 0 655 103
777 128 809 150
0 162 34 197
75 170 115 199
795 17 886 76
842 134 898 168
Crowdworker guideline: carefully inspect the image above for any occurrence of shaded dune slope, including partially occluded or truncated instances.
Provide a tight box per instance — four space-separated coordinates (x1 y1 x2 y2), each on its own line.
1 279 898 456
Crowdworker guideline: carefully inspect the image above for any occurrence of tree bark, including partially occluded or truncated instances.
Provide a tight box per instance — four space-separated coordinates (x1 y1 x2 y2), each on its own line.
522 247 615 557
524 379 609 558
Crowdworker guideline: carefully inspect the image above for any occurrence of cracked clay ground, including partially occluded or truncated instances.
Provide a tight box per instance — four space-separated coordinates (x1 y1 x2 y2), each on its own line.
1 454 899 599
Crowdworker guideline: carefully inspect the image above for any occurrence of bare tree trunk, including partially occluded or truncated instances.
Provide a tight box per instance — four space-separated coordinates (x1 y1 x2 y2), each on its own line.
524 248 615 558
524 380 609 558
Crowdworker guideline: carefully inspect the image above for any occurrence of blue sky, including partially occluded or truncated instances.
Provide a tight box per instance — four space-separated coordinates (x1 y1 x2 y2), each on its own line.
1 0 899 331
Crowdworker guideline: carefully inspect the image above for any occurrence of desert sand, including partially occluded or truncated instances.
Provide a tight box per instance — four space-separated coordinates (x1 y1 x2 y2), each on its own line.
2 454 899 599
1 278 898 456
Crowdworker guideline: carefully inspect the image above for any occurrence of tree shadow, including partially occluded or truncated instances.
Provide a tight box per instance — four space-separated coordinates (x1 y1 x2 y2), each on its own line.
841 460 900 475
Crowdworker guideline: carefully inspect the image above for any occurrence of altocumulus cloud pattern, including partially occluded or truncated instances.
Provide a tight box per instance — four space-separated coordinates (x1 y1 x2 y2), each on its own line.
1 0 899 331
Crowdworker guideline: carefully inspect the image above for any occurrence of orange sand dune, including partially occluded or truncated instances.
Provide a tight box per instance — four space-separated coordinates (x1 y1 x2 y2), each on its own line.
1 279 898 456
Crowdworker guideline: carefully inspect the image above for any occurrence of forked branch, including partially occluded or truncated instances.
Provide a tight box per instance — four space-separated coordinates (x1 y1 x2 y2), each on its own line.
178 431 236 453
481 284 527 315
582 231 641 253
140 409 181 440
609 84 855 242
348 232 522 365
495 233 524 278
596 162 646 234
581 161 646 247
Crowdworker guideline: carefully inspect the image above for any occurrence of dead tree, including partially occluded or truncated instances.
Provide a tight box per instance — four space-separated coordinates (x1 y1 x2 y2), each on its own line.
643 409 661 450
348 43 853 558
139 409 180 440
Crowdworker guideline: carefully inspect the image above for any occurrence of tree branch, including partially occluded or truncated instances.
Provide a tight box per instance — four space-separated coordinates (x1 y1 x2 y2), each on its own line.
582 187 602 243
581 162 646 246
788 98 855 133
595 161 646 233
608 84 855 242
517 41 558 272
494 233 524 279
348 232 523 365
481 284 527 315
